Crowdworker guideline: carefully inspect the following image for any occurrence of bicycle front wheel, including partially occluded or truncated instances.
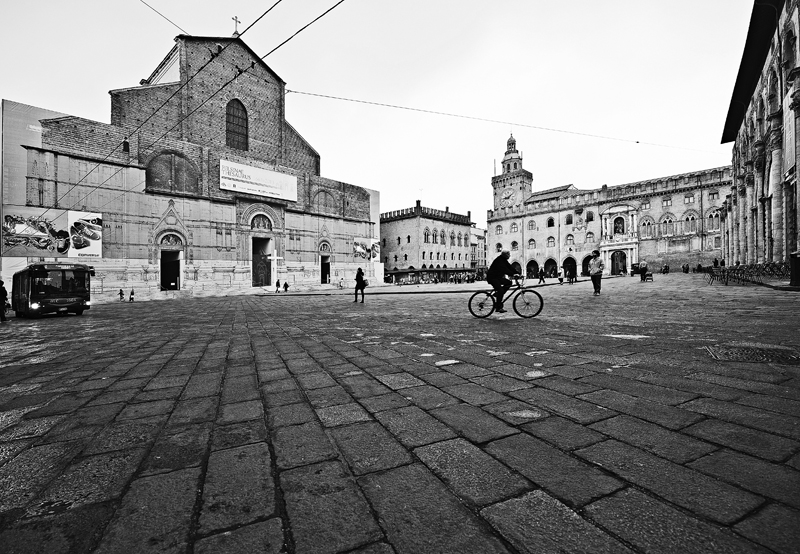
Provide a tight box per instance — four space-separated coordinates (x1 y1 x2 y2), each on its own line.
468 291 495 318
513 289 543 318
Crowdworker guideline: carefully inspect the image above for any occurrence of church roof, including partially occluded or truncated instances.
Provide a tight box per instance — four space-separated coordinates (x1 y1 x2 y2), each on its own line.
524 184 576 203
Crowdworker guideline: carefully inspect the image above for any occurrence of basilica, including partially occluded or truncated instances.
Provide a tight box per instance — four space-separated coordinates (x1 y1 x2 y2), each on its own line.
0 34 381 298
487 136 731 278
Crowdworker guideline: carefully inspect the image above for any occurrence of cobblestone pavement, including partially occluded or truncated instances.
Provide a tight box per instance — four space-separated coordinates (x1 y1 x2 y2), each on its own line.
0 274 799 554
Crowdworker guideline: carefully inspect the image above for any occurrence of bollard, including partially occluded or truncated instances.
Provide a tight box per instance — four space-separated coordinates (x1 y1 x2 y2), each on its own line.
791 252 800 287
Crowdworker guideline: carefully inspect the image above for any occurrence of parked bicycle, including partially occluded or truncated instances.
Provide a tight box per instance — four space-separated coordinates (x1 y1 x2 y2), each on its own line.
468 275 543 318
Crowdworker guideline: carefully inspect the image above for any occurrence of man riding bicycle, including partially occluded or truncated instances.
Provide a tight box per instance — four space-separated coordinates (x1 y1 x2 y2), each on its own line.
487 249 516 313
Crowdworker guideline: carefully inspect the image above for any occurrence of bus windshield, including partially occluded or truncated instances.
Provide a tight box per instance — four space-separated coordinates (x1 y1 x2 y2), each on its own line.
32 270 89 295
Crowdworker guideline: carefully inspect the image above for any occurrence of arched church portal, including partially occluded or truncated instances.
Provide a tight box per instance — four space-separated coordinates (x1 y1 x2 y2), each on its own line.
526 260 539 279
159 233 184 290
611 251 627 275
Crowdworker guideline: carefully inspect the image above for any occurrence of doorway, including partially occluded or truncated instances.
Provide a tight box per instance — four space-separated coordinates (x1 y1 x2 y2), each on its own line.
544 258 557 277
252 238 271 286
161 250 180 290
562 257 577 279
321 255 330 284
526 260 539 279
611 251 627 275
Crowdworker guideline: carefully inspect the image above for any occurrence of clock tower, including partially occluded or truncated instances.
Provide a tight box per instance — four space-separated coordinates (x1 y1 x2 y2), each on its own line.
492 134 532 210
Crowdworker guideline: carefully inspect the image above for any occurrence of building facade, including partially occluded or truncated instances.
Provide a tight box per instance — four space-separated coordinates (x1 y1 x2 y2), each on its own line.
721 0 800 265
1 34 381 297
487 136 732 277
470 227 487 279
380 200 473 283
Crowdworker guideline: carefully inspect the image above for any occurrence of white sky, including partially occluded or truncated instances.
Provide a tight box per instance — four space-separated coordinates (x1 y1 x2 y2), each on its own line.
0 0 752 229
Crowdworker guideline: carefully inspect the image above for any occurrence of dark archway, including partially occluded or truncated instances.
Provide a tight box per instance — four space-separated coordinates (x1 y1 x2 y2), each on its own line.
562 257 577 279
544 258 558 277
611 251 627 275
582 255 593 276
511 262 522 276
526 260 539 279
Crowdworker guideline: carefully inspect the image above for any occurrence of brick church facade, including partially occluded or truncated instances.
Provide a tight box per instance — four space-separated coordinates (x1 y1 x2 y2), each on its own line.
1 34 381 298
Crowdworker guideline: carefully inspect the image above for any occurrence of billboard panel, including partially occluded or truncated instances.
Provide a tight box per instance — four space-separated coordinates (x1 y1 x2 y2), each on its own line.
352 238 379 261
219 159 297 202
2 205 102 258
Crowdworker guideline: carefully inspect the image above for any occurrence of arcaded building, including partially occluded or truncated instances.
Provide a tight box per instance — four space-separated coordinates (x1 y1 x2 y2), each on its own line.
380 200 473 283
721 0 799 265
487 136 731 277
0 34 381 297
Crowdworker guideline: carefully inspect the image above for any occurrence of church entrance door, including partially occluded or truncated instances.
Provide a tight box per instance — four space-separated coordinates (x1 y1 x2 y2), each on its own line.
252 238 271 287
320 255 330 284
611 251 627 275
161 251 180 290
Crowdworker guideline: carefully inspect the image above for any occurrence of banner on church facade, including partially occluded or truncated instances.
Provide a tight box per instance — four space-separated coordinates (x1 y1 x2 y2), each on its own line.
1 204 103 258
219 159 298 202
352 238 379 261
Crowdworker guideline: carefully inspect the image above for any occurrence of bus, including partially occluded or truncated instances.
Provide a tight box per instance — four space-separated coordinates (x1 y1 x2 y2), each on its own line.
12 263 95 317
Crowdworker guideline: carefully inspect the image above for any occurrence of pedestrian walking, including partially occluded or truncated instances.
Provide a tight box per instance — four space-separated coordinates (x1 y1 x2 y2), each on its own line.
354 267 367 303
283 281 289 293
639 260 648 282
557 269 564 285
275 279 281 293
0 280 8 322
119 289 124 302
538 268 546 284
588 250 604 296
129 289 135 302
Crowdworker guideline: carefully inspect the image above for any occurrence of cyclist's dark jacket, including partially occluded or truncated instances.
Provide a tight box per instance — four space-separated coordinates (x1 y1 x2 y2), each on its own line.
487 255 515 282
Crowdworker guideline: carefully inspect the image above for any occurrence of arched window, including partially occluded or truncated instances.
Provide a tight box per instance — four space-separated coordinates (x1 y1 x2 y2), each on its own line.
226 99 248 150
613 217 625 234
394 255 398 262
397 237 401 245
527 220 536 230
662 218 674 236
433 230 439 244
424 229 431 243
528 238 536 249
436 252 440 260
565 214 573 225
422 252 426 259
511 241 519 251
384 256 388 263
496 243 503 252
586 211 594 223
685 215 697 234
407 235 411 243
510 222 518 233
565 234 574 245
513 162 517 169
641 221 653 238
495 225 503 235
547 217 554 228
404 254 408 261
586 232 595 242
708 212 720 231
547 236 555 247
382 238 386 247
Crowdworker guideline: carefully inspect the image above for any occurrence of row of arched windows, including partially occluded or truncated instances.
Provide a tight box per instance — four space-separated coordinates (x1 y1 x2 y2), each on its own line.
423 228 467 246
640 212 720 238
496 232 598 252
495 212 595 235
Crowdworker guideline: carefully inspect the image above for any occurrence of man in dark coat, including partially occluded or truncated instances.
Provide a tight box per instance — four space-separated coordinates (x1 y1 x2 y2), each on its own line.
487 250 516 313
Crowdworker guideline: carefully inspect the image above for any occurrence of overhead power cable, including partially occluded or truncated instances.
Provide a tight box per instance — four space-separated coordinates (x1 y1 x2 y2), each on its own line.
285 89 722 154
138 0 189 34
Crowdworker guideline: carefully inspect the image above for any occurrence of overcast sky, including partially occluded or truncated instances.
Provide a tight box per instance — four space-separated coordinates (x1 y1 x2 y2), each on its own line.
0 0 752 229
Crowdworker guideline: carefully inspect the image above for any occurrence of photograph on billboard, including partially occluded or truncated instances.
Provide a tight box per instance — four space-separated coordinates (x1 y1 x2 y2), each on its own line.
219 159 298 202
2 205 102 258
352 238 379 261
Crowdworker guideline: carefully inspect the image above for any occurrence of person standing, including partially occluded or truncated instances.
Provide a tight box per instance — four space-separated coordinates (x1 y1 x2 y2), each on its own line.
275 279 281 293
354 268 366 303
0 280 8 322
588 250 604 296
639 259 648 282
283 281 289 293
538 268 546 284
119 289 124 302
486 249 515 313
557 268 564 285
129 288 135 302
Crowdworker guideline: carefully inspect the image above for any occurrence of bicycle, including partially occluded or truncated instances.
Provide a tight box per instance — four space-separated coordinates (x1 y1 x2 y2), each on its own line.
468 275 544 318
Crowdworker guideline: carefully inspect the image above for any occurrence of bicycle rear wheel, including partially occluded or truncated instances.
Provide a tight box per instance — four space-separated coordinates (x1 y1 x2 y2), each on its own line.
513 289 543 318
468 291 496 318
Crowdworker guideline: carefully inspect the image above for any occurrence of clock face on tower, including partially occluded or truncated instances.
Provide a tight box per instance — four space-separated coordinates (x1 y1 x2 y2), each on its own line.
500 188 516 207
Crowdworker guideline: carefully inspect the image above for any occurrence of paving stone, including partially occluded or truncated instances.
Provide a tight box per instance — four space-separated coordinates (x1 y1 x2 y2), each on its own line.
414 438 531 506
442 363 493 378
534 374 600 396
482 399 549 425
0 442 81 512
304 385 353 408
511 387 615 424
580 373 698 405
94 468 199 553
486 433 623 507
637 373 744 401
521 416 606 450
688 449 800 509
86 388 139 406
28 448 147 515
141 424 211 475
585 488 767 554
492 363 540 380
268 402 316 427
221 375 260 403
0 439 31 469
589 415 717 463
133 386 184 403
329 421 413 474
375 372 425 390
316 402 372 427
338 375 392 399
116 399 175 420
683 418 799 462
0 415 66 441
359 463 511 554
211 418 268 451
481 490 633 554
441 383 507 406
199 443 275 533
181 373 223 399
575 439 764 524
263 389 305 407
359 392 412 413
681 398 800 440
83 416 166 455
194 518 284 554
431 403 518 443
737 393 800 417
257 368 291 382
261 378 298 393
217 399 263 424
273 421 338 469
688 372 800 400
282 460 382 554
400 385 460 410
734 503 800 554
469 374 533 392
788 451 800 471
347 542 396 554
579 389 703 430
165 397 218 428
296 372 338 390
374 405 457 448
24 392 95 417
144 375 191 391
420 372 469 387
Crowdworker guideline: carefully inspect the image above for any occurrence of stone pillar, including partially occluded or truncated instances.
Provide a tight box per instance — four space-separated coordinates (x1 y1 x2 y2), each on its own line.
744 172 755 263
768 111 784 261
753 142 766 263
789 68 800 253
